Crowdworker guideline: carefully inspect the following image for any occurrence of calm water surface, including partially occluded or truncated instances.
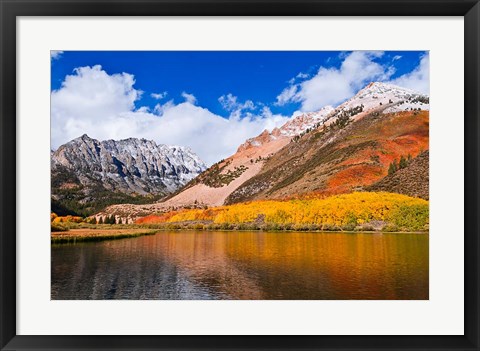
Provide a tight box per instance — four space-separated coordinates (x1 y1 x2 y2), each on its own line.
51 231 428 300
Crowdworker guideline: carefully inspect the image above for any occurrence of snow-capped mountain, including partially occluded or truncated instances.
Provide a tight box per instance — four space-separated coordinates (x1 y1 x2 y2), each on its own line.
51 134 207 195
236 81 428 154
331 82 429 119
237 82 428 154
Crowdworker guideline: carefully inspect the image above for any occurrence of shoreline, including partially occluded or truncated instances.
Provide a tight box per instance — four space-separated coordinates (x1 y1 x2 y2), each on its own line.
139 227 428 235
136 220 428 234
51 226 428 244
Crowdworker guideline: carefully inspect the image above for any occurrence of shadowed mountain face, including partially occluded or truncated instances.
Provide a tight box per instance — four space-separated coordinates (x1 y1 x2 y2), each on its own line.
51 134 206 216
366 150 429 200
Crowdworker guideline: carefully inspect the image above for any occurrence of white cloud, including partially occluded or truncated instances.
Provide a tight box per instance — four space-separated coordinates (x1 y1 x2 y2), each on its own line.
153 99 175 115
181 92 197 104
218 94 238 111
136 106 151 113
218 93 255 112
287 72 310 85
393 55 402 61
51 51 64 60
51 65 290 165
275 85 299 106
151 91 167 100
258 106 291 130
276 51 396 111
51 65 140 122
390 53 429 94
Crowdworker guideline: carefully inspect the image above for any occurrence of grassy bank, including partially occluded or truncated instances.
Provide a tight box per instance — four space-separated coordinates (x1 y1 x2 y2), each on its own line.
51 228 158 244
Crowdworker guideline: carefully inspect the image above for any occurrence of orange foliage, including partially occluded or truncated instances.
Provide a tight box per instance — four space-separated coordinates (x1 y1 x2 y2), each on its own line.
136 211 181 224
327 164 384 192
52 215 83 224
136 208 225 224
324 111 429 195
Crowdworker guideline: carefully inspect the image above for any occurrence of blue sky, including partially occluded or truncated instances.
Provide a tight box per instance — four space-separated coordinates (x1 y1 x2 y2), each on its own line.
51 51 426 117
50 51 429 164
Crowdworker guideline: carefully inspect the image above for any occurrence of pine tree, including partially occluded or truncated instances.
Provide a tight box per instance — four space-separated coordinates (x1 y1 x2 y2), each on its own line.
98 217 103 224
388 159 399 175
399 155 407 169
388 162 395 175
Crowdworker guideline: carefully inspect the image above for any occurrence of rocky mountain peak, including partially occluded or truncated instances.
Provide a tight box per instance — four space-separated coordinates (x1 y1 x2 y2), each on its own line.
327 81 429 119
52 135 207 196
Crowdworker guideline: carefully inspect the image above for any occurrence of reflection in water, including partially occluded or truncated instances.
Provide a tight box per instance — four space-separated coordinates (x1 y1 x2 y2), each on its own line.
51 231 428 300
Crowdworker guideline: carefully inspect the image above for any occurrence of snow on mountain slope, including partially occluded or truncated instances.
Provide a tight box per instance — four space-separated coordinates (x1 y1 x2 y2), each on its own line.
279 106 335 136
332 82 429 118
238 105 334 152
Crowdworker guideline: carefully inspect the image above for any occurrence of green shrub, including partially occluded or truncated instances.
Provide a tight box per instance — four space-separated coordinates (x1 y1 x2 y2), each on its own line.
388 204 429 231
382 224 399 232
341 223 356 231
193 223 205 230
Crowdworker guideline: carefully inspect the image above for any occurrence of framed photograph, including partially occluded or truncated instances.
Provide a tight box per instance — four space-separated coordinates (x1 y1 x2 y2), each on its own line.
1 0 478 350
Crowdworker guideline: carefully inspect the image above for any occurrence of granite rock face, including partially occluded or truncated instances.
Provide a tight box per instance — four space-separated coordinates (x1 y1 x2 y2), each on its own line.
51 134 207 216
52 134 206 195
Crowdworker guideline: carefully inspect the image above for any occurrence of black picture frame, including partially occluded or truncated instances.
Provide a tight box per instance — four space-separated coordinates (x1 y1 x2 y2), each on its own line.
1 0 479 350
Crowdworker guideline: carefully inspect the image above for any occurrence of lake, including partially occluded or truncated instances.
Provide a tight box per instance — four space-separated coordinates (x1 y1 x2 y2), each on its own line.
51 231 428 300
